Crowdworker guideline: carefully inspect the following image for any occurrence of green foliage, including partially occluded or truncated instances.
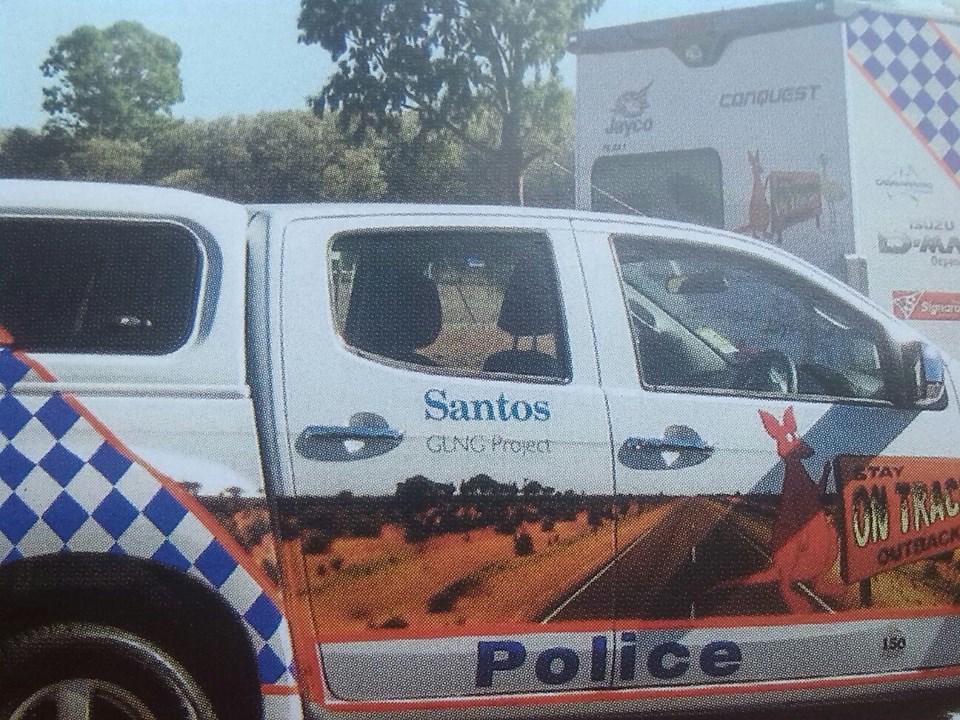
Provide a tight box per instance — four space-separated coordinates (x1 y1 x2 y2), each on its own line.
378 615 409 629
41 21 184 140
302 529 333 554
396 475 455 516
0 130 143 183
0 128 73 178
67 137 146 182
381 116 469 203
299 0 600 204
144 111 387 202
0 104 575 205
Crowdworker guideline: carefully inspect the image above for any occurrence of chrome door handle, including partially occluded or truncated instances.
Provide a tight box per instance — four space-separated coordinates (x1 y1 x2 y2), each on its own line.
296 413 403 462
618 425 714 470
628 437 714 454
304 425 403 442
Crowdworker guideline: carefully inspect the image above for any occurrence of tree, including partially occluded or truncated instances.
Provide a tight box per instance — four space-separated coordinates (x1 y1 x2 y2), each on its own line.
0 128 73 179
298 0 601 204
380 115 470 203
143 111 387 202
178 481 202 497
460 474 499 497
41 21 184 140
67 137 146 182
396 475 455 516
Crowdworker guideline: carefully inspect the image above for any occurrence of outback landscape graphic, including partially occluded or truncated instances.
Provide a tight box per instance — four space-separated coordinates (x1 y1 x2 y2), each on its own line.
189 409 960 635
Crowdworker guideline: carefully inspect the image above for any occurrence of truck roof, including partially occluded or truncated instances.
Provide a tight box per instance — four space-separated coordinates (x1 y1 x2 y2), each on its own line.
0 178 240 219
0 178 684 231
0 177 818 252
568 0 959 59
247 200 666 226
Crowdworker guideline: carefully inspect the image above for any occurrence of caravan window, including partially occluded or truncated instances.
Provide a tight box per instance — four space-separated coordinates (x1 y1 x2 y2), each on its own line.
591 149 724 228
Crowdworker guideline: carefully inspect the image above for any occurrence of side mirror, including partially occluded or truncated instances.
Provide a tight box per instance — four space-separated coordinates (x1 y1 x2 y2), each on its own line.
902 341 946 408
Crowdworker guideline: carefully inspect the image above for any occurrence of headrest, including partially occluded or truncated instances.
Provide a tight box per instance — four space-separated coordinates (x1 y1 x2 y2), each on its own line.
497 260 558 337
343 269 442 358
398 272 442 350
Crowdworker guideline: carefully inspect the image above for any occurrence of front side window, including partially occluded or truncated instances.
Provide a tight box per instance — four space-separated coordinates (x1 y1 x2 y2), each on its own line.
0 218 201 354
330 230 568 381
613 236 890 402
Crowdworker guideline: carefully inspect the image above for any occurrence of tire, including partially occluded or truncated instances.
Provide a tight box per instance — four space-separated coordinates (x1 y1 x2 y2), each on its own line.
0 624 217 720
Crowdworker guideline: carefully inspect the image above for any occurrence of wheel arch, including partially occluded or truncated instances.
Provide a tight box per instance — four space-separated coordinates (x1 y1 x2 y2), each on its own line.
0 552 264 720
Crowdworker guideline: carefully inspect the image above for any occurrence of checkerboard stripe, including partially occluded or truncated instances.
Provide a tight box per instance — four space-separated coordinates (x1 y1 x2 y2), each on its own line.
0 348 297 690
847 9 960 185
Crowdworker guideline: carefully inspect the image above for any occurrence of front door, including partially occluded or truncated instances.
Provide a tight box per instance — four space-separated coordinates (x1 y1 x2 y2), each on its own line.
279 213 617 703
577 220 960 692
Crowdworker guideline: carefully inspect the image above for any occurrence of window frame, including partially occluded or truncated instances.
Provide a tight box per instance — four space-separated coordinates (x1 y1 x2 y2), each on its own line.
325 226 574 385
610 234 902 407
0 215 205 357
591 148 725 228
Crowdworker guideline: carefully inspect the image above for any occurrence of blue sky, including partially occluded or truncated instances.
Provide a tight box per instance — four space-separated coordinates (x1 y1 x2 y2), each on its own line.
1 0 798 129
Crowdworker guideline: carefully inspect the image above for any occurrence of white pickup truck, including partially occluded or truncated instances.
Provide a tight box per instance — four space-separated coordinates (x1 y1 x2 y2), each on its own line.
0 179 957 720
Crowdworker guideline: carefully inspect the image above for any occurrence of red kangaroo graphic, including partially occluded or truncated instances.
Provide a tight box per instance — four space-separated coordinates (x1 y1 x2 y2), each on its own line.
722 407 845 613
736 150 771 239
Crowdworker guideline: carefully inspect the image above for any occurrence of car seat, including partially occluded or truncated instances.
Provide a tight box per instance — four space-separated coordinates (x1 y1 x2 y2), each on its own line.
343 269 442 366
482 259 560 378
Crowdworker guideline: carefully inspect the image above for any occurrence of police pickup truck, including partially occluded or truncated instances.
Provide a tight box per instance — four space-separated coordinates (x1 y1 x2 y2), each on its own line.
0 179 956 720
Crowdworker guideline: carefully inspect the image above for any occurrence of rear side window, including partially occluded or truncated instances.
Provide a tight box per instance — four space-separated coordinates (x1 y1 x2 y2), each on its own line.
330 230 569 381
0 218 200 354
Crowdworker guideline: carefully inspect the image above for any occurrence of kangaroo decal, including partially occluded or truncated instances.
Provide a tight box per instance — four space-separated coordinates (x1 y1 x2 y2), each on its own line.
721 407 845 613
736 150 771 239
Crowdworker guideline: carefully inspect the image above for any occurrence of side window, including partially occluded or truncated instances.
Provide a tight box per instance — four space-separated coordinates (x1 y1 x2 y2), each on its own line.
330 230 569 381
591 149 724 228
0 218 200 354
612 236 891 402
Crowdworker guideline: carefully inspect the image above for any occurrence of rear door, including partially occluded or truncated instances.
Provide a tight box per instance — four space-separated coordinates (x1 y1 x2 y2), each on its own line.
278 213 617 703
576 218 960 691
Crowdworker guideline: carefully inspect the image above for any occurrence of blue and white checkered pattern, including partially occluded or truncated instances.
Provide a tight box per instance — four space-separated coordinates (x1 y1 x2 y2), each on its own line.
0 348 295 687
847 10 960 177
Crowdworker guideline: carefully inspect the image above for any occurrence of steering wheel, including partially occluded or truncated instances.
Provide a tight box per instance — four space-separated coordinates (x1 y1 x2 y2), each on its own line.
737 349 798 394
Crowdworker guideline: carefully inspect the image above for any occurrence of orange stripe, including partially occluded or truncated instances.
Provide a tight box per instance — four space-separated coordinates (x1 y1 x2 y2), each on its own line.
316 664 960 712
847 50 960 190
313 603 960 644
278 538 327 703
261 684 299 696
930 20 960 61
12 351 57 382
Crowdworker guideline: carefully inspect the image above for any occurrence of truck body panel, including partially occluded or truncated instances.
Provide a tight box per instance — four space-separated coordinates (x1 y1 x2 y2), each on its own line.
2 182 960 717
